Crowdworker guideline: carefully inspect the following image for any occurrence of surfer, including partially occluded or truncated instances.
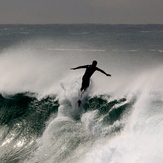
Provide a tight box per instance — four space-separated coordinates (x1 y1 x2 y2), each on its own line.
71 60 111 93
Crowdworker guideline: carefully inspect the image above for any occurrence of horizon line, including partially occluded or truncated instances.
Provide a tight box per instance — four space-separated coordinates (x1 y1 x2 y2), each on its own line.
0 23 163 25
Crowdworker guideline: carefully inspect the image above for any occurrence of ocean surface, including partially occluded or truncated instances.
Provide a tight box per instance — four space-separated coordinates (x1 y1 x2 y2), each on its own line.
0 24 163 163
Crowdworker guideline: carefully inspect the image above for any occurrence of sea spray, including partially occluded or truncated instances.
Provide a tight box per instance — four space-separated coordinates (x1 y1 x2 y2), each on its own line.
0 24 162 163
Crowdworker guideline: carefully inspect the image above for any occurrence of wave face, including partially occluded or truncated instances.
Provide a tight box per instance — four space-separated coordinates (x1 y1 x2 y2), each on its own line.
0 93 59 162
0 24 163 163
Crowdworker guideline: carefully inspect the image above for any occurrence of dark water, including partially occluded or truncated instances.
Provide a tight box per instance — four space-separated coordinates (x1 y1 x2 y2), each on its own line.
0 92 133 163
0 24 163 163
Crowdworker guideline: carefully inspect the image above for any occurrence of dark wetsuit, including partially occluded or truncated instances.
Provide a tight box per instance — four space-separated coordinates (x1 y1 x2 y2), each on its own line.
81 65 96 92
73 65 109 92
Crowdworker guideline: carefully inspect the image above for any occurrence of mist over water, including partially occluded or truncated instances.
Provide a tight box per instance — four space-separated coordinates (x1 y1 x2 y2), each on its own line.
0 38 162 97
0 24 162 163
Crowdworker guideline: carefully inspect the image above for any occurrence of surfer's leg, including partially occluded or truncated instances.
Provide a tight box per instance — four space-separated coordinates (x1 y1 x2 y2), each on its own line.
80 78 90 93
80 86 88 98
78 79 89 107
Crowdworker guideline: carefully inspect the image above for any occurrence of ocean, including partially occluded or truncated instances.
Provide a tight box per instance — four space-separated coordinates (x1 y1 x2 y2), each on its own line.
0 24 163 163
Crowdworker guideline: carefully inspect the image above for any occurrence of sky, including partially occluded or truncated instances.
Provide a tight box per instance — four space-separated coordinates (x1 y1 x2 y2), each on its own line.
0 0 163 24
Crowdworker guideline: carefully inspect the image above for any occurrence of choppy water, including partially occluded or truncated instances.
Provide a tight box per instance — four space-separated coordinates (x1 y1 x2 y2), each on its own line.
0 24 163 163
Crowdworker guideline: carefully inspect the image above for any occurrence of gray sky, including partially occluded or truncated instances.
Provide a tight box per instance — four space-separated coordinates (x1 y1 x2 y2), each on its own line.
0 0 163 24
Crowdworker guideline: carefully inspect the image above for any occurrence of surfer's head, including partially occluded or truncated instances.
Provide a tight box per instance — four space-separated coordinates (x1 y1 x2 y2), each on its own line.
92 60 97 67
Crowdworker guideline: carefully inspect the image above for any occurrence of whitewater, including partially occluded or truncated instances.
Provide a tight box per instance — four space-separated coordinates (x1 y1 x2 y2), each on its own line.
0 24 162 163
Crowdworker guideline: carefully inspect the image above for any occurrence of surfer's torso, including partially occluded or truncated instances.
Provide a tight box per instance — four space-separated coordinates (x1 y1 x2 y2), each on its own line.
83 65 96 79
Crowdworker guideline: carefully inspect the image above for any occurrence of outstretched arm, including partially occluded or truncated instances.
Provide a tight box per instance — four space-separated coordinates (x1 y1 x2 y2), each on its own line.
71 65 88 70
96 67 111 76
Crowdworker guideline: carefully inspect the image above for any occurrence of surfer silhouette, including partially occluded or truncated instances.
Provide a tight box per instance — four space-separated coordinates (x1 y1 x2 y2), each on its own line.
71 60 111 106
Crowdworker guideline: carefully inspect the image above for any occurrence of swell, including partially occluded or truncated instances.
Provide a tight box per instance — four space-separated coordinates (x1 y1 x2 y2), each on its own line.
0 92 134 162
